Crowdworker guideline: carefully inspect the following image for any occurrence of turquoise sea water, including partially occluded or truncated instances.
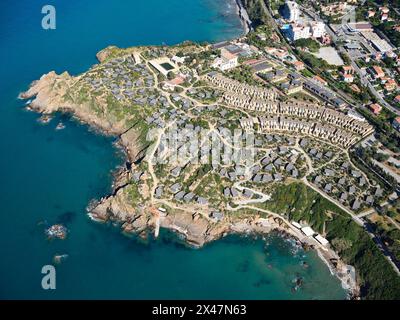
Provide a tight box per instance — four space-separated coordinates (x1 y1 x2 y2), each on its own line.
0 0 346 299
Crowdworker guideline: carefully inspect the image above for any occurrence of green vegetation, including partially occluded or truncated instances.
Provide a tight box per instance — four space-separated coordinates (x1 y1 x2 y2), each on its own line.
225 65 257 85
357 107 400 153
126 183 142 203
242 0 270 27
261 182 400 299
246 25 275 49
297 51 332 73
261 182 337 233
294 38 321 53
371 217 400 263
350 147 396 193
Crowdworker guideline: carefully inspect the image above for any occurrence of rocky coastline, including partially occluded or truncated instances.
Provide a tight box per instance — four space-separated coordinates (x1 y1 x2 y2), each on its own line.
20 43 359 300
86 169 360 299
235 0 253 34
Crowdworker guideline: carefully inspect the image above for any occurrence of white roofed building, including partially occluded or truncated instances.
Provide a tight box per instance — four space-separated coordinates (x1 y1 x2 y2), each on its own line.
301 226 315 237
310 21 325 38
287 24 311 41
314 234 329 246
212 48 238 71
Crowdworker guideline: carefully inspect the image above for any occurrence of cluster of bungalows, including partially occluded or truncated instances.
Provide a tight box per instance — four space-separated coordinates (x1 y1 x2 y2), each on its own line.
311 158 384 211
167 182 209 206
84 56 157 102
238 102 374 148
204 72 278 101
241 116 359 148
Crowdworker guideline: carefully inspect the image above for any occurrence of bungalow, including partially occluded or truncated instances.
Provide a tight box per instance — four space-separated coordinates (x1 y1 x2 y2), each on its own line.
393 116 400 132
368 103 382 115
342 73 354 83
171 167 182 177
365 195 374 205
380 7 390 14
384 79 397 91
342 65 354 75
370 66 385 79
394 95 400 103
175 191 185 201
262 174 273 183
243 189 254 198
352 199 361 210
313 75 328 86
293 60 305 71
183 192 195 203
197 196 208 205
314 176 322 184
155 186 164 198
210 211 224 221
169 183 182 194
324 183 333 193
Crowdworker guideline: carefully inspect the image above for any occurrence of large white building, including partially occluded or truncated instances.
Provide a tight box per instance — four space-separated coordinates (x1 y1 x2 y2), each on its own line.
310 21 325 38
283 1 300 22
286 21 325 42
287 24 311 41
211 48 238 71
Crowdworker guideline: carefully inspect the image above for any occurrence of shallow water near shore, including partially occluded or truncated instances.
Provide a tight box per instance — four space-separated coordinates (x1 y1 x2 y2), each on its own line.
0 0 346 299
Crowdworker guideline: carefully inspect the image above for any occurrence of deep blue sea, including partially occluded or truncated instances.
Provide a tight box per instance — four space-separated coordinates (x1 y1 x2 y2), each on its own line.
0 0 346 299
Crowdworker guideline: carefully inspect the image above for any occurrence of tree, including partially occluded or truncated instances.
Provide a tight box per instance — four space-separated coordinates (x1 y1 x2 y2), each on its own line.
331 237 353 254
167 71 176 80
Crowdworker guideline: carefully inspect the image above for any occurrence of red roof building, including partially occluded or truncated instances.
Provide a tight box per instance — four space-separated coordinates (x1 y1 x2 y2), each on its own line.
368 103 382 115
